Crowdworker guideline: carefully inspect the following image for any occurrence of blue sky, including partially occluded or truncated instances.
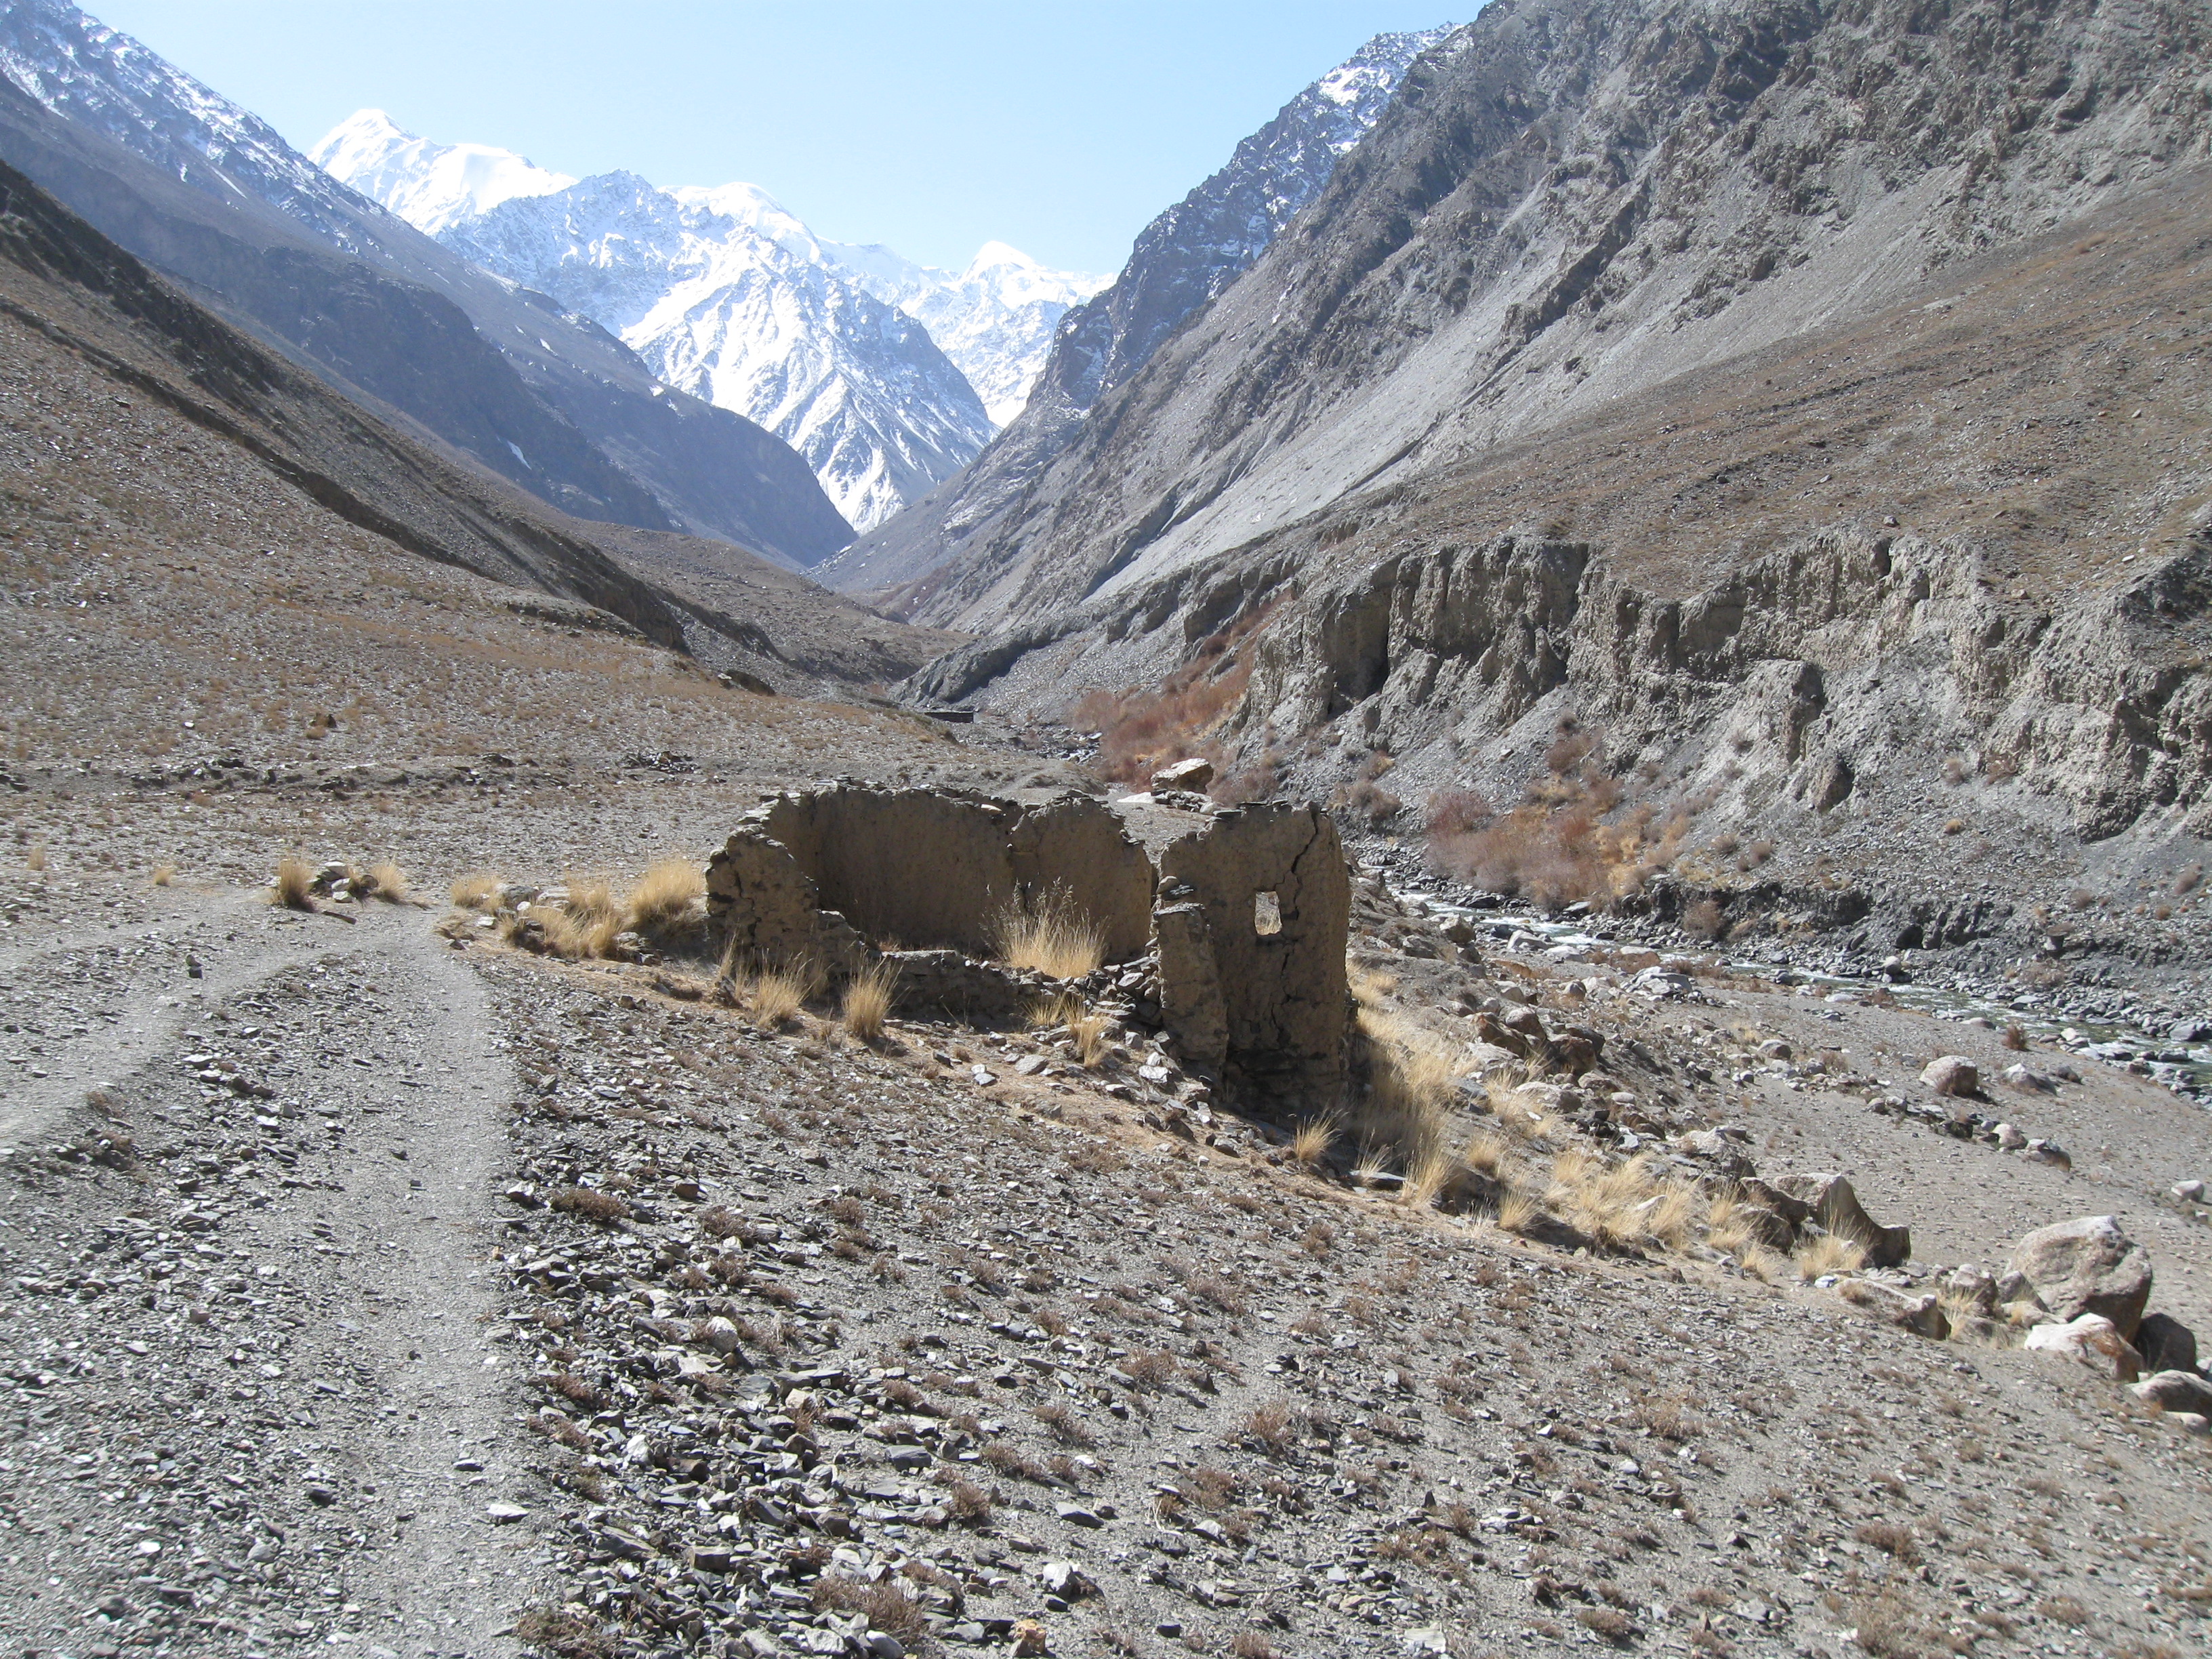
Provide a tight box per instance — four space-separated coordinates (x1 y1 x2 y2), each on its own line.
88 1 1462 274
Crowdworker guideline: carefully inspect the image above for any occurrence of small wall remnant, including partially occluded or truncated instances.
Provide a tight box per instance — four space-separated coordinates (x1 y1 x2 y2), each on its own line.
1153 802 1351 1099
705 785 1153 973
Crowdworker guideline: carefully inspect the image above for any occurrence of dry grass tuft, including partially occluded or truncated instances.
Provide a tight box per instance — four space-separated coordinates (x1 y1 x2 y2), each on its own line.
1404 1144 1460 1209
362 860 410 902
1290 1111 1340 1168
1796 1233 1867 1280
564 874 621 930
841 960 899 1043
991 886 1107 979
754 961 821 1027
627 859 704 933
1705 1192 1767 1259
1462 1129 1513 1178
1497 1185 1543 1233
1354 1007 1454 1176
1031 991 1111 1065
270 857 315 910
451 869 501 911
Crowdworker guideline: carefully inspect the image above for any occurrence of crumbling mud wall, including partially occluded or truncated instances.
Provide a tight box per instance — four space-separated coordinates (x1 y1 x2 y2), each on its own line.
706 785 1154 970
705 786 1355 1099
1153 802 1352 1100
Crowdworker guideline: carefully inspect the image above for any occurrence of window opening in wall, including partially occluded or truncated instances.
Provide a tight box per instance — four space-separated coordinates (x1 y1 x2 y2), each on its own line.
1254 890 1282 937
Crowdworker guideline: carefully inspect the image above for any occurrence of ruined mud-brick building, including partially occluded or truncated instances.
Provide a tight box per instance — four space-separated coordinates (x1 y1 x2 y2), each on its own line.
705 785 1351 1101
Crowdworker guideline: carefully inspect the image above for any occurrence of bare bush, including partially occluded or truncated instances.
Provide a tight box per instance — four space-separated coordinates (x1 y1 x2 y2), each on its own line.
550 1186 630 1224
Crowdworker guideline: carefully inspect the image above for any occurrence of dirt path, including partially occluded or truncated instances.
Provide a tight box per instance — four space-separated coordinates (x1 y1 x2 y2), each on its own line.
0 890 548 1657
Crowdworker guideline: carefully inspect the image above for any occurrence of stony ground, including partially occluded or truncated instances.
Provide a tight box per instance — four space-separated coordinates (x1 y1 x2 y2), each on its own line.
5 795 2212 1659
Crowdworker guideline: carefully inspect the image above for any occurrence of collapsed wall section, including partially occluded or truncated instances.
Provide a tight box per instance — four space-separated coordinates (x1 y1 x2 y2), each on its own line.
1153 802 1352 1100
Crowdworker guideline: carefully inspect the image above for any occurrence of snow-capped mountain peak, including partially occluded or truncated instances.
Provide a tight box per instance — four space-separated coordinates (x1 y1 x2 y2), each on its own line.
321 109 1110 517
309 108 573 237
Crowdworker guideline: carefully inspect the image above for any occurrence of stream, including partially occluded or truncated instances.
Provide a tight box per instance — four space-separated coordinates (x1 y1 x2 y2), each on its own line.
1388 882 2212 1104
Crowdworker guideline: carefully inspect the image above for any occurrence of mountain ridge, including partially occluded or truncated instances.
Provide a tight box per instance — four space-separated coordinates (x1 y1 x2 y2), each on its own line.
819 24 1460 601
317 110 1106 530
884 0 2212 636
0 0 853 569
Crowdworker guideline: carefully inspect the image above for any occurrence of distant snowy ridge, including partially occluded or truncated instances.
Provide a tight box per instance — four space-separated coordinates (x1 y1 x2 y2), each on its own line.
309 109 572 236
445 169 995 533
317 112 1106 526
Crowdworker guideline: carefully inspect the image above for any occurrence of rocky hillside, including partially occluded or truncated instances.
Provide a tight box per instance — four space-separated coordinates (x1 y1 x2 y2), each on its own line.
0 0 855 569
0 154 950 693
893 0 2212 998
822 26 1456 600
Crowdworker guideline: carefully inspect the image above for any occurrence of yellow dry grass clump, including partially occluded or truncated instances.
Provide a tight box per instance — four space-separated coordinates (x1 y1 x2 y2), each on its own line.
991 887 1107 980
270 857 314 910
359 860 410 902
752 960 822 1027
841 960 899 1042
1796 1234 1868 1280
451 869 502 910
1290 1112 1340 1168
1029 991 1112 1066
627 859 704 932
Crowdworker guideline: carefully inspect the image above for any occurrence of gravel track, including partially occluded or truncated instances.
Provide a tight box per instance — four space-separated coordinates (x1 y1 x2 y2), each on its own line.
1 897 548 1658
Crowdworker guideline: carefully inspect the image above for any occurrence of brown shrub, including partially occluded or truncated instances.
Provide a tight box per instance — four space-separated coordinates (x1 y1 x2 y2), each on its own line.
1683 898 1726 940
1067 601 1280 783
1033 1400 1096 1447
1121 1349 1182 1391
513 1605 614 1659
1854 1519 1919 1563
944 1476 994 1525
1336 777 1404 823
811 1576 929 1642
1425 788 1494 838
1430 790 1681 908
550 1186 630 1224
1578 1606 1635 1643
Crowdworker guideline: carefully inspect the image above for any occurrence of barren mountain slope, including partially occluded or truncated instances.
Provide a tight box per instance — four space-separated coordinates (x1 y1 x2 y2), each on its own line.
823 26 1454 602
895 0 2210 634
0 3 855 569
0 158 949 695
907 163 2212 1004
